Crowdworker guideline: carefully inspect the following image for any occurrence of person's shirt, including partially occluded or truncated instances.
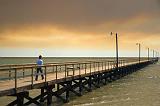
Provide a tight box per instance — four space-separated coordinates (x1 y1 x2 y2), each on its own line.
36 59 43 67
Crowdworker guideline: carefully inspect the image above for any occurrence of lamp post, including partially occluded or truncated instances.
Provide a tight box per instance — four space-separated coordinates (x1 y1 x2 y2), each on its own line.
110 32 119 70
136 43 141 63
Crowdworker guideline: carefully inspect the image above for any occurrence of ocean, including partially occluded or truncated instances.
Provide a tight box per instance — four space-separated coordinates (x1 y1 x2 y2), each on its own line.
0 57 147 65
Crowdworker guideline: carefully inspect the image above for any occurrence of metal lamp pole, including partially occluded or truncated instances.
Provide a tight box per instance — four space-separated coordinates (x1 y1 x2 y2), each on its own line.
136 43 141 63
111 32 119 70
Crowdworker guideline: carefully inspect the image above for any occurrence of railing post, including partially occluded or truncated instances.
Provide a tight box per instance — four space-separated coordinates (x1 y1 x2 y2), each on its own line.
60 65 62 72
102 62 103 70
23 66 25 78
123 60 125 66
15 69 17 91
9 66 11 80
105 61 107 70
111 61 112 69
122 60 124 66
94 62 95 72
90 63 91 75
79 64 81 76
65 64 67 79
108 61 110 70
73 64 75 76
31 67 33 87
85 63 87 74
111 61 113 69
98 62 100 72
110 61 111 69
53 65 54 72
56 65 57 81
45 66 47 82
82 63 84 69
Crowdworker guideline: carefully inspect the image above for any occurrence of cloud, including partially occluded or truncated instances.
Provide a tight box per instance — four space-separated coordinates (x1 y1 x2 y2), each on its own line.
0 0 160 34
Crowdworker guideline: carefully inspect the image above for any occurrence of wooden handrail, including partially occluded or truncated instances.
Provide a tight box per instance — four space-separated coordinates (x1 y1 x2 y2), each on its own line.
0 59 156 83
0 60 117 71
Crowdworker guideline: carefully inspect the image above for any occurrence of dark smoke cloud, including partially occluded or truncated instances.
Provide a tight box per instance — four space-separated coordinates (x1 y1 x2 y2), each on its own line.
0 0 160 35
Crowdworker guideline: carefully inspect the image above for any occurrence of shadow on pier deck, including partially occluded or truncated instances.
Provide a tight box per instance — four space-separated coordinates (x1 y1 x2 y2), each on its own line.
0 59 158 106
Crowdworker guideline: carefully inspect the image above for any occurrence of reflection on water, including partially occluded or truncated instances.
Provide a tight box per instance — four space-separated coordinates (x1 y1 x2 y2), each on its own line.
0 60 159 106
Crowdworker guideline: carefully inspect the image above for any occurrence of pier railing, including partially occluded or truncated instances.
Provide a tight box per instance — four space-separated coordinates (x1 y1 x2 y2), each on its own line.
0 60 125 80
0 60 126 89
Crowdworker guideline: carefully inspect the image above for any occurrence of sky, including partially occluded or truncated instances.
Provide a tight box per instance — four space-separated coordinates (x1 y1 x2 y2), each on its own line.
0 0 160 57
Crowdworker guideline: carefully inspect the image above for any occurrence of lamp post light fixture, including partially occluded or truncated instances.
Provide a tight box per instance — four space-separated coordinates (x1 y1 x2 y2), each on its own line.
136 43 141 63
110 32 119 70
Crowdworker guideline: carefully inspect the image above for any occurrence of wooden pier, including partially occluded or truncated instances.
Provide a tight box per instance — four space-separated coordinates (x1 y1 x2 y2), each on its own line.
0 58 158 106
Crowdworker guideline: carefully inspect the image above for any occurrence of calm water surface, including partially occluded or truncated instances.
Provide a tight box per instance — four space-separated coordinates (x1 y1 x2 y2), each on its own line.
0 57 146 65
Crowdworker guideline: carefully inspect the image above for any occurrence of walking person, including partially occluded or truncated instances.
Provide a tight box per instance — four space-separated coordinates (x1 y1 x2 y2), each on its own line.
35 55 44 81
